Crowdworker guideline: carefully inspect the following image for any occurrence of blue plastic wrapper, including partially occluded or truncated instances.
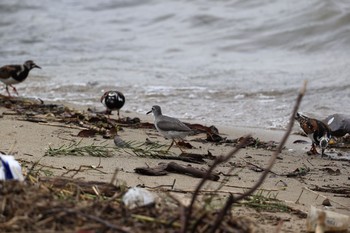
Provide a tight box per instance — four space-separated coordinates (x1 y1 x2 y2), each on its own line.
0 154 24 181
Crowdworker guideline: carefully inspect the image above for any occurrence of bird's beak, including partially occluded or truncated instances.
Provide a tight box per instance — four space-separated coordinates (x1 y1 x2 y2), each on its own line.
146 110 152 115
34 64 41 69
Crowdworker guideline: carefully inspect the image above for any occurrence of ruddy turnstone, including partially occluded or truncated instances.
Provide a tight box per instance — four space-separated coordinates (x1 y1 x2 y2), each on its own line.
101 90 125 119
0 60 41 96
147 105 192 152
295 112 331 156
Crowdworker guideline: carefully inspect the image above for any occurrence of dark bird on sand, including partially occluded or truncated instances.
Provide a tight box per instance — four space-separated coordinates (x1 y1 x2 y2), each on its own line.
0 60 41 96
295 112 331 156
100 90 125 119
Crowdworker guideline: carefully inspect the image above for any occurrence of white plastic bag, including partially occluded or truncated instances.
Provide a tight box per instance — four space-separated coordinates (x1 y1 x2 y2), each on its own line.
122 187 155 209
0 154 24 181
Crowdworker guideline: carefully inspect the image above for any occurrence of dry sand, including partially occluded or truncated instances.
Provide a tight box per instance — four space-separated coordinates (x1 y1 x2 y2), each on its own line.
0 101 349 232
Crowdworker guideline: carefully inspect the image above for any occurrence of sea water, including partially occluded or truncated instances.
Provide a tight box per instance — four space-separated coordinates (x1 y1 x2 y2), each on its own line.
1 0 349 129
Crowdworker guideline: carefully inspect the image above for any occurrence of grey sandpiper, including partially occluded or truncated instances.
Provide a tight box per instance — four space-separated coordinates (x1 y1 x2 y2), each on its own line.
147 105 192 152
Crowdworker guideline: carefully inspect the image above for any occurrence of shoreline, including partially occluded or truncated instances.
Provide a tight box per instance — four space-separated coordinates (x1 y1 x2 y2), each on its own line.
1 96 349 232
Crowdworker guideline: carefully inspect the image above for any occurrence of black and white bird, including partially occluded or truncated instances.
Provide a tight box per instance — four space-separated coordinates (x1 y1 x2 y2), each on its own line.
147 105 192 152
100 90 125 119
0 60 41 96
295 112 331 156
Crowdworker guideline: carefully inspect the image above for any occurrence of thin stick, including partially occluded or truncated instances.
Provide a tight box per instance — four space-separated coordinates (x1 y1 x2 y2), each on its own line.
25 159 43 181
131 214 181 228
172 179 176 190
38 122 86 130
295 188 304 204
110 168 119 186
224 184 280 192
243 159 280 176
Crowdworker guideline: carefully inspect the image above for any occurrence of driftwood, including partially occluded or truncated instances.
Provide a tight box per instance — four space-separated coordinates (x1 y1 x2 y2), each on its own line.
134 162 220 181
134 165 169 176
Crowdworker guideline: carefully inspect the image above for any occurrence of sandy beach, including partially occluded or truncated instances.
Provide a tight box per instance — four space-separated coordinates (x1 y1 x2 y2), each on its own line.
0 96 349 232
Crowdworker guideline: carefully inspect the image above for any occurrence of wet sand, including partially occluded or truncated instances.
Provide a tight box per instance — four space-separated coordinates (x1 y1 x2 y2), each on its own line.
0 101 349 232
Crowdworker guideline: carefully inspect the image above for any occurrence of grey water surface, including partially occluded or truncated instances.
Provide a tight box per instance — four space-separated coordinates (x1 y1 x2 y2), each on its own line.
1 0 349 129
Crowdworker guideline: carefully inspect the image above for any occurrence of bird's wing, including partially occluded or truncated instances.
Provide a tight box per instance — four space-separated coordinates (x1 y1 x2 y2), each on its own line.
157 117 191 132
316 120 331 137
296 114 317 135
0 66 17 79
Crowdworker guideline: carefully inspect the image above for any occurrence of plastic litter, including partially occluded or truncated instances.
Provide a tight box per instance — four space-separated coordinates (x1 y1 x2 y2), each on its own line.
0 154 24 181
306 205 349 232
325 114 350 137
122 187 155 209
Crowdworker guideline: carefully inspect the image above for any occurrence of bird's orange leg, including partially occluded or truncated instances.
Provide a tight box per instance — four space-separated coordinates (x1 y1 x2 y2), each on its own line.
5 85 11 97
174 140 185 153
308 143 319 155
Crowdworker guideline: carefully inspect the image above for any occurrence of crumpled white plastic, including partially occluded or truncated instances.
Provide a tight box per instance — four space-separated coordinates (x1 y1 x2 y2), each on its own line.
122 187 155 209
0 154 24 181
